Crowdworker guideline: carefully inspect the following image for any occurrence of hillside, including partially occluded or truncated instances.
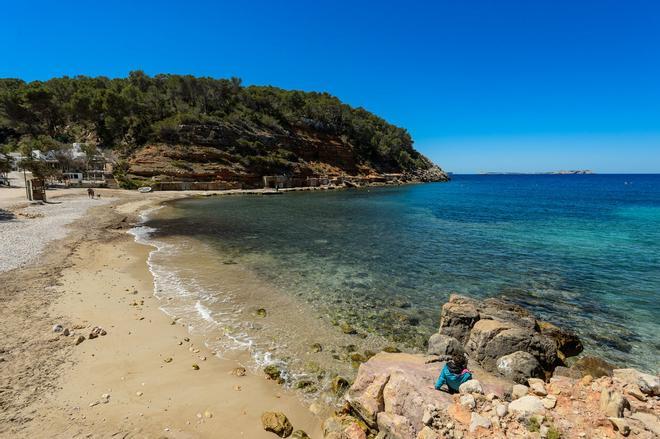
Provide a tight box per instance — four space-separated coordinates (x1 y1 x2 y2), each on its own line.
0 72 448 188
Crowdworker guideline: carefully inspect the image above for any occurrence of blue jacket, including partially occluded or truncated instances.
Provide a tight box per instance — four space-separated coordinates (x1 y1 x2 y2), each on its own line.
435 364 472 392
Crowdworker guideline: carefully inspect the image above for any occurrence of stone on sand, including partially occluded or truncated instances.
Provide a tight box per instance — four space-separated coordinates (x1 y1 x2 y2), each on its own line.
261 411 293 437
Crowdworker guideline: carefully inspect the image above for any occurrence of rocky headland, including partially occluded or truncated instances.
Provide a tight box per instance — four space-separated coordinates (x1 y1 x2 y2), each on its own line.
305 295 660 439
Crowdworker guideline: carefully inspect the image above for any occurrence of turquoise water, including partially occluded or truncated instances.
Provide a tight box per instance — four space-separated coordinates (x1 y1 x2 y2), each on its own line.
147 175 660 373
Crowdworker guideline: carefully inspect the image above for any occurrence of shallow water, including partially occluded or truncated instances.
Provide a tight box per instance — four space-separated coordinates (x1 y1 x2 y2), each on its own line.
139 174 660 384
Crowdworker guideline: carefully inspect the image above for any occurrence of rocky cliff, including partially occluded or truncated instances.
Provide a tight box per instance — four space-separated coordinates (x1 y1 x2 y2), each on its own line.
318 295 660 439
124 121 449 189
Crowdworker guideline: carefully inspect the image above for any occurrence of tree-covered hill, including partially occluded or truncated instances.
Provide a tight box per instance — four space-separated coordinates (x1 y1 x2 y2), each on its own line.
0 72 447 186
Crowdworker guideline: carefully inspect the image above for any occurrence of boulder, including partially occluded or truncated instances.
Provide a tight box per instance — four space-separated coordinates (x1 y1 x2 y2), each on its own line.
377 412 416 439
570 356 615 378
426 333 464 358
261 411 293 437
537 321 583 358
482 327 558 370
612 368 660 397
508 395 545 417
465 319 513 362
469 412 492 433
458 379 483 395
346 372 389 428
599 389 630 418
496 351 543 384
438 296 480 343
344 352 508 438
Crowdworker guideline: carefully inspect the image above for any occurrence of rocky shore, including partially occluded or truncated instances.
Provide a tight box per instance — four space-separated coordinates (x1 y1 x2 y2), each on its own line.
300 295 659 439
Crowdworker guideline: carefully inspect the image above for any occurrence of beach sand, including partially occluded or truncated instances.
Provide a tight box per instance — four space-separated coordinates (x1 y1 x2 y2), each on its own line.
0 189 323 438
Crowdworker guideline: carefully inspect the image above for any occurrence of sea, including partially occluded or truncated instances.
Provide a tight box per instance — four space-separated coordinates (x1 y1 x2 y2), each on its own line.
131 174 659 398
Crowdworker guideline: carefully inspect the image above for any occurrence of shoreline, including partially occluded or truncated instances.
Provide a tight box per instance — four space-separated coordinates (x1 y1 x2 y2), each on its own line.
0 189 324 438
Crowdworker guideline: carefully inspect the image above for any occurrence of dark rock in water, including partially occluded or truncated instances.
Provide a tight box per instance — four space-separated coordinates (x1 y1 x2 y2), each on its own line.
332 376 350 395
261 411 293 437
311 343 323 353
427 333 464 358
496 351 544 384
552 366 582 379
570 356 616 378
340 322 357 335
350 352 367 363
438 295 480 343
75 335 85 345
291 430 310 439
264 365 282 381
256 308 267 318
295 380 317 393
538 321 583 358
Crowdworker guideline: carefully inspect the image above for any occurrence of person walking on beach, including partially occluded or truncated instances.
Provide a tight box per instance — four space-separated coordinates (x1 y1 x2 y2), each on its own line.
434 354 473 394
87 188 95 199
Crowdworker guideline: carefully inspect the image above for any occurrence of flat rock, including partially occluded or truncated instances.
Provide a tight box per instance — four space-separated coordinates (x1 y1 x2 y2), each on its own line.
508 395 545 417
345 352 509 438
613 368 660 396
469 412 492 433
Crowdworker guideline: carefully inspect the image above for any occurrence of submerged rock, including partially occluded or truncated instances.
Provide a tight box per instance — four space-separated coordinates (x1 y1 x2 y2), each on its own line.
508 395 545 417
570 356 616 378
261 411 293 437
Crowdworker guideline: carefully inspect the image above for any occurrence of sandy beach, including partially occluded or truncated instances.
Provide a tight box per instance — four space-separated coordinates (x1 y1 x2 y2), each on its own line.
0 188 323 438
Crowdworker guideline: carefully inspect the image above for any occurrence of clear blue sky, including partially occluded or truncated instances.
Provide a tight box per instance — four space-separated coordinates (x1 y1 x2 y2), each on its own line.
2 0 659 173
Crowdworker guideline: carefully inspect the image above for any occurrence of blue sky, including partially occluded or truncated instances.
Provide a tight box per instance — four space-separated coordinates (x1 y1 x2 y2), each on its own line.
2 0 659 173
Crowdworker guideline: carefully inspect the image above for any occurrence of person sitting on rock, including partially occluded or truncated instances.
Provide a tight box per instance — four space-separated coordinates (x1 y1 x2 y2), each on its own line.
434 354 472 394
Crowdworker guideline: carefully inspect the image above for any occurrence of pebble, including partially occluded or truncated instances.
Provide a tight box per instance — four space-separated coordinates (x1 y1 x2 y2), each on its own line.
164 357 173 363
204 410 213 418
136 391 143 397
192 364 200 370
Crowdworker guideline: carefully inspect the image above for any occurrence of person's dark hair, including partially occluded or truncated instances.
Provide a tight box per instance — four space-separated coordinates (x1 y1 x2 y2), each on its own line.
447 354 467 374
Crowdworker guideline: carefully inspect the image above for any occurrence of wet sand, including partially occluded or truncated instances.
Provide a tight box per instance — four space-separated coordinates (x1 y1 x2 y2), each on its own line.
0 189 323 438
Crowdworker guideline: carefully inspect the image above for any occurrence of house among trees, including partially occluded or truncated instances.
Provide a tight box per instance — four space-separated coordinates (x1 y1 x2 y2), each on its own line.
15 143 109 187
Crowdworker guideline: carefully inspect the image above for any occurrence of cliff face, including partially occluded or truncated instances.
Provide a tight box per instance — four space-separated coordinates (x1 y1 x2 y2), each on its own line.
126 122 449 188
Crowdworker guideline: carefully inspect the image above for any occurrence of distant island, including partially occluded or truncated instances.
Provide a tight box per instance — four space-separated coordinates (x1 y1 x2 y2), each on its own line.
480 170 594 175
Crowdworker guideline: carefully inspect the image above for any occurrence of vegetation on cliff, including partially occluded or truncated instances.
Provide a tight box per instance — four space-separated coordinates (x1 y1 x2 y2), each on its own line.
0 72 442 182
